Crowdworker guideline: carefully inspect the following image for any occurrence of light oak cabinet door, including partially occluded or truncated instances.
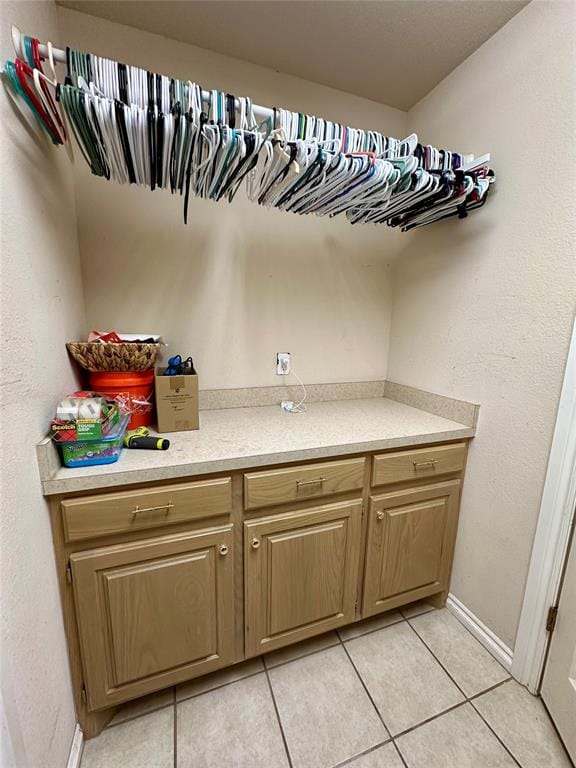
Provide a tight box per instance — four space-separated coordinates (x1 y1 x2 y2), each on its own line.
362 481 461 617
70 526 235 710
244 500 362 657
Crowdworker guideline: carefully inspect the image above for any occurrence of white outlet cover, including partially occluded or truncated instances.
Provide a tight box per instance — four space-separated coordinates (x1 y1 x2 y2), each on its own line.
277 352 291 375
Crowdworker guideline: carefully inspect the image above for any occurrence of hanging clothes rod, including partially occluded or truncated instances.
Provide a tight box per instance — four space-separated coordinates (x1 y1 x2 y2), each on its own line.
11 24 276 121
8 24 494 230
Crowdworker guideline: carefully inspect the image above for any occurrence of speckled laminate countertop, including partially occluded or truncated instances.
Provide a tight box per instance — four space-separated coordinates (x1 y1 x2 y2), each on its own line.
37 397 475 496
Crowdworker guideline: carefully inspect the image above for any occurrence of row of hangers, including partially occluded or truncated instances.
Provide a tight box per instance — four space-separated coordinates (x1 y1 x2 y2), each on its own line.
3 34 494 230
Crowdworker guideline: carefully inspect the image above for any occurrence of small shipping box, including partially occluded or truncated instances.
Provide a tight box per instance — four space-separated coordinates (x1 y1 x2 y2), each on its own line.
154 368 199 432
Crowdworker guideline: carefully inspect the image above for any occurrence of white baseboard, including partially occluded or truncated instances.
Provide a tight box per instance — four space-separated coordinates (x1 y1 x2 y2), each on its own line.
67 724 84 768
447 593 513 672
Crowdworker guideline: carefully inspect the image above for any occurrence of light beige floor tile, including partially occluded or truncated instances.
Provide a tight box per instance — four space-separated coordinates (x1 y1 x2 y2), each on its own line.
472 679 572 768
347 742 404 768
265 631 340 668
338 611 403 641
395 703 517 768
81 707 173 768
108 687 173 727
400 600 436 619
345 621 464 735
269 644 387 768
409 608 509 696
177 673 288 768
175 657 264 701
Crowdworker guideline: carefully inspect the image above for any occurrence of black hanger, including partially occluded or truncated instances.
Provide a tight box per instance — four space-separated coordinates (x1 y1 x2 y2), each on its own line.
226 94 236 128
183 111 207 222
169 101 181 193
118 63 128 104
156 110 165 187
114 100 137 184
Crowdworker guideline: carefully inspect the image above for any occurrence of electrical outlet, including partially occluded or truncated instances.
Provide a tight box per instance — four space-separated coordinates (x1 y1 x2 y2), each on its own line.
276 352 291 375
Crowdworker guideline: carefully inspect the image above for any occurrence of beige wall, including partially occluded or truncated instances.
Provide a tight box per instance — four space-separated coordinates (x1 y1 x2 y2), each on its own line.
58 8 406 389
391 0 576 649
0 3 86 767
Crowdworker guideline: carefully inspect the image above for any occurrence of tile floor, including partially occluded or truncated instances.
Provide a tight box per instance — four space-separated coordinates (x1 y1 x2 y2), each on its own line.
80 601 573 768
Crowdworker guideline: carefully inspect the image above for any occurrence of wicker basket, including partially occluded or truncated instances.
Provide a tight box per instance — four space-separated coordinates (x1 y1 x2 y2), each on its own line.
66 342 160 372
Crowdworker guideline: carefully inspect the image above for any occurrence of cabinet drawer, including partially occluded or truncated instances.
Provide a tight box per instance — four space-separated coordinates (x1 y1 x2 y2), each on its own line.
62 478 232 541
372 443 466 487
244 458 365 510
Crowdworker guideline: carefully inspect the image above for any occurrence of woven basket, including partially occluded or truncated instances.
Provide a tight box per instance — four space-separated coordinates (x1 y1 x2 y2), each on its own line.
66 342 160 372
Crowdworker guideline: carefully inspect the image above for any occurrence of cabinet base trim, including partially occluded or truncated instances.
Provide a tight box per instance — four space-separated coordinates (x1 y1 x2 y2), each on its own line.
66 724 84 768
446 593 513 672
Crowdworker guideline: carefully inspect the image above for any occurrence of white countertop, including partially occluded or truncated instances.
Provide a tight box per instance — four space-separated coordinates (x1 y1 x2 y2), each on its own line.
38 397 475 496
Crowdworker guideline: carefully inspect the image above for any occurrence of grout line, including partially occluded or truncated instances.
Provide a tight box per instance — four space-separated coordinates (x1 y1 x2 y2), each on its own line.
468 677 512 703
265 636 341 671
337 615 406 643
263 657 294 768
404 619 469 700
330 737 392 768
538 697 576 767
337 632 391 737
172 687 177 768
442 600 512 673
406 618 511 703
469 703 524 768
399 605 436 621
392 700 468 740
402 622 524 767
107 698 175 729
175 668 264 705
391 741 410 768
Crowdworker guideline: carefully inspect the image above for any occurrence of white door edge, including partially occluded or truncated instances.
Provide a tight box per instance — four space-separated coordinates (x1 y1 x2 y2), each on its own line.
511 317 576 693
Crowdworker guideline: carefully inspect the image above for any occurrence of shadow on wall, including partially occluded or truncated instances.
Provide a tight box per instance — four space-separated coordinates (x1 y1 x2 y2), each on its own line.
76 169 396 387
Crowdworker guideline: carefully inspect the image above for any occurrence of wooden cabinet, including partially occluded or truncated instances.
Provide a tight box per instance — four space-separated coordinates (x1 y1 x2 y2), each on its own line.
244 499 362 657
70 525 235 710
52 439 469 736
362 480 461 617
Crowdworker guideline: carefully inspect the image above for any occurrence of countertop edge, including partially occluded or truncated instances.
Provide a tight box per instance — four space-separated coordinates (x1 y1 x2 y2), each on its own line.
41 426 475 496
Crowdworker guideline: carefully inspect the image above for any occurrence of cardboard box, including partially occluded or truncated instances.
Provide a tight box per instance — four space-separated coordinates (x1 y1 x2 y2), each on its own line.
154 368 199 433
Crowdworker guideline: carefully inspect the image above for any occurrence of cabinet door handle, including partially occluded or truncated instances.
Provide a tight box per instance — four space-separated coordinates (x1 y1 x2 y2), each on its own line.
376 510 385 521
413 459 439 470
296 477 326 492
251 538 261 550
131 502 174 519
219 544 229 556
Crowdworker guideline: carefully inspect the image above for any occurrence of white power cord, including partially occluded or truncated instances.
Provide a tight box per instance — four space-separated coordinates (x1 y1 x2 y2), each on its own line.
281 369 307 413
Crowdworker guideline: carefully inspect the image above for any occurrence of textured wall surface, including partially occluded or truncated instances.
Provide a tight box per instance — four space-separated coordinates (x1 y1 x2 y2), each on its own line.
0 3 85 766
58 8 407 389
391 0 576 649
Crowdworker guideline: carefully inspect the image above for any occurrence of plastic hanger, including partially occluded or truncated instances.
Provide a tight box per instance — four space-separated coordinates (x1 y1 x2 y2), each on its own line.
14 58 61 143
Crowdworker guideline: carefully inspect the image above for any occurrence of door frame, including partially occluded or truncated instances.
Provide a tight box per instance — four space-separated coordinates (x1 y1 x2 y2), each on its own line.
512 318 576 693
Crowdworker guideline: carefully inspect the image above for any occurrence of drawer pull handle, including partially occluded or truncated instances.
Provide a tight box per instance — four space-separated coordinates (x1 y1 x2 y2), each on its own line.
219 544 229 556
251 538 261 550
413 460 439 470
376 511 385 521
296 477 326 491
131 502 174 520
